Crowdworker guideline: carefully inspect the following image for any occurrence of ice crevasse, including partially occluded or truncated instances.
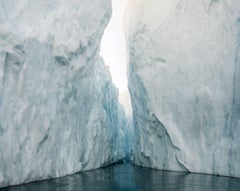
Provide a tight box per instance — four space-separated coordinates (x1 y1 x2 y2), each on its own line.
125 0 240 178
0 0 124 187
1 0 240 188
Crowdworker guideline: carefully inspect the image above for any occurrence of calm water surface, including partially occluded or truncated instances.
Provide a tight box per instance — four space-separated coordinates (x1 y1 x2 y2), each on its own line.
1 164 240 191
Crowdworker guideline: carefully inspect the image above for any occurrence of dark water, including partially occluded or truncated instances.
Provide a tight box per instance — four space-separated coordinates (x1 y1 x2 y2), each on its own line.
1 164 240 191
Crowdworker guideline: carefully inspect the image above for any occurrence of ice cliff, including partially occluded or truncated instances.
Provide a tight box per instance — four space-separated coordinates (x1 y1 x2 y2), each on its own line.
125 0 240 177
0 0 121 187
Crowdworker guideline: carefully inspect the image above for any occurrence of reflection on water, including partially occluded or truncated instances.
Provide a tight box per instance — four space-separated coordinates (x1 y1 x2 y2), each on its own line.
1 164 240 191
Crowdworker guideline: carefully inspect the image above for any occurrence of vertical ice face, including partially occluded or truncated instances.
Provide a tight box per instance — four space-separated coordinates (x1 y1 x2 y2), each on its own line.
125 0 240 177
0 0 122 187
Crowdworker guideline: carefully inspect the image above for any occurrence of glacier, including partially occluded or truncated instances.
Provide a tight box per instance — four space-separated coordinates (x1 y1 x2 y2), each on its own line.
125 0 240 177
0 0 125 187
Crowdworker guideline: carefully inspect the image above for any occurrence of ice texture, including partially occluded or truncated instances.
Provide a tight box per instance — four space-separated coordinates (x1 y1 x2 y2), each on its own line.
115 101 134 161
125 0 240 177
0 0 122 187
119 91 134 160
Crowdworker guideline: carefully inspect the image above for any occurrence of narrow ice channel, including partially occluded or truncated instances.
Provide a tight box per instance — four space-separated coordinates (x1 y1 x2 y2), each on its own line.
100 0 134 161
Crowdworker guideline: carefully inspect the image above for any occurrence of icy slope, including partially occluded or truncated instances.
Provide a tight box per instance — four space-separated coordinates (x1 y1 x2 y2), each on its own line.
125 0 240 177
0 0 121 187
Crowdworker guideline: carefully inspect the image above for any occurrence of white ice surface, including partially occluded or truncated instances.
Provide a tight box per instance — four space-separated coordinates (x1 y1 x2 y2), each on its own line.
125 0 240 177
0 0 123 187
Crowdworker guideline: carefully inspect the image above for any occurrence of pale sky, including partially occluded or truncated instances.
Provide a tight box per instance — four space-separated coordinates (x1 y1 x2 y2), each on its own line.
100 0 128 93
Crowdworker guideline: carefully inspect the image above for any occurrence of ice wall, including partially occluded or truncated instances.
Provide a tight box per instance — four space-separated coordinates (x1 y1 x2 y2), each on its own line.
115 101 134 161
0 0 120 187
125 0 240 177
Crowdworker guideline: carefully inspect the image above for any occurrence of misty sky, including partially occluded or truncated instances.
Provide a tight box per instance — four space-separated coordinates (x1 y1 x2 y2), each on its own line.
100 0 128 93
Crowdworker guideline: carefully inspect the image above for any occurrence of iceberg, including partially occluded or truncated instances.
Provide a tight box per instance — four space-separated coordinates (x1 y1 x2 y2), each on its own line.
125 0 240 177
0 0 123 187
